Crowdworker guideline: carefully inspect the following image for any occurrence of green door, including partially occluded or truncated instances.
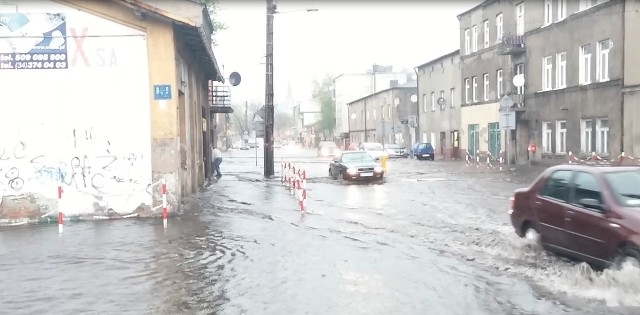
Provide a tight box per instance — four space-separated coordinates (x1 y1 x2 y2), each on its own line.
468 124 479 157
488 122 501 158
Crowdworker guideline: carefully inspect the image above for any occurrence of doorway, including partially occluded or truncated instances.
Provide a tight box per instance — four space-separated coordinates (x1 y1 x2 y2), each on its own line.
439 131 446 156
488 122 501 158
451 130 460 159
468 124 479 157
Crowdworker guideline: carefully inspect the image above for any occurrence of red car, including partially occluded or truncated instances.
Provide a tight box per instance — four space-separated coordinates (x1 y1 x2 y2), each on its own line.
509 164 640 268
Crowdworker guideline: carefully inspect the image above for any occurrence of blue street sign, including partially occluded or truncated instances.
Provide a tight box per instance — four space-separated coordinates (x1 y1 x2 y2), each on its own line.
153 84 172 100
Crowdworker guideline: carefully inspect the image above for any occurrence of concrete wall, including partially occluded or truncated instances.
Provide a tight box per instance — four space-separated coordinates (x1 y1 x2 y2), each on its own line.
460 102 501 155
523 0 624 159
623 0 640 157
417 51 461 159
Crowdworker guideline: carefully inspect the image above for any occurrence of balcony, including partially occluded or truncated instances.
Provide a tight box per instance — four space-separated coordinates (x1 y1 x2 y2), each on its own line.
510 93 526 111
497 34 525 55
209 83 234 114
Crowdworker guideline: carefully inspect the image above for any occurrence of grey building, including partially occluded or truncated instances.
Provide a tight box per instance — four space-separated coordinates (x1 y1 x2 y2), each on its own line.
623 0 640 158
416 50 462 159
523 0 624 162
457 0 525 162
347 85 417 149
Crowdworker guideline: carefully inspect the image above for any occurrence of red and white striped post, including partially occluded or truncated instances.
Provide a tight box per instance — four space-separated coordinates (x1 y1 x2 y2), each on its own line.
161 178 168 229
57 185 63 234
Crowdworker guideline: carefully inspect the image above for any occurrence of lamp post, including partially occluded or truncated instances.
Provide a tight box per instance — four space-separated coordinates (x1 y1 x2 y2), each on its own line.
264 1 318 177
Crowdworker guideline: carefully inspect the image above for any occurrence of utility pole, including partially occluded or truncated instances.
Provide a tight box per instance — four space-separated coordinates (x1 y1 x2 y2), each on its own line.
264 0 276 177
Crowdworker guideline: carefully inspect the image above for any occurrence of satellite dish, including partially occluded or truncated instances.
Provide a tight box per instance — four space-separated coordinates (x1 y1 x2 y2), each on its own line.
394 98 400 106
410 94 417 103
513 74 525 88
229 72 242 86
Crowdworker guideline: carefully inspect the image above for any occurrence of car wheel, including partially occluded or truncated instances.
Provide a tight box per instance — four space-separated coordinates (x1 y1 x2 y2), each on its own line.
613 246 640 270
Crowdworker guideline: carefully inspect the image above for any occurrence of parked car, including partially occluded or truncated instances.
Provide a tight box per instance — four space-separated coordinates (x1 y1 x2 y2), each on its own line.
317 141 340 157
410 143 435 160
358 142 387 160
239 144 250 150
385 144 409 158
329 151 384 181
509 164 640 269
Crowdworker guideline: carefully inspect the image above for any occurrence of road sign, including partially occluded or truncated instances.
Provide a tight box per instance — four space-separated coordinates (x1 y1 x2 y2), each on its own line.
153 85 172 100
253 121 265 138
499 111 516 130
256 106 266 120
499 95 514 113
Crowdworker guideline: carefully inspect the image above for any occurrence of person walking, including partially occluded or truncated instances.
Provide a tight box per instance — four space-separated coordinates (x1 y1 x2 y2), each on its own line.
212 146 223 179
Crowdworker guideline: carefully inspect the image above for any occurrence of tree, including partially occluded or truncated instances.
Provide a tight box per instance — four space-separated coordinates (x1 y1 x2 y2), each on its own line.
202 0 227 46
312 75 335 136
274 110 294 137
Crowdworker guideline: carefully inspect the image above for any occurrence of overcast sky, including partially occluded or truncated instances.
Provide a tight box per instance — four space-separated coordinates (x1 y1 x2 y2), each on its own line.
213 1 477 106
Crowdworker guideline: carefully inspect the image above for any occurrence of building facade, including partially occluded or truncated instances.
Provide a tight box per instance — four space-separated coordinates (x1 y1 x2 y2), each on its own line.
416 50 462 159
0 0 224 223
623 0 640 157
347 86 417 149
523 0 624 162
457 0 523 161
333 67 414 140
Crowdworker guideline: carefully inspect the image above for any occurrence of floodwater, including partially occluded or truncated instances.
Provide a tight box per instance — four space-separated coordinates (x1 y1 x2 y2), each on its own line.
1 146 639 315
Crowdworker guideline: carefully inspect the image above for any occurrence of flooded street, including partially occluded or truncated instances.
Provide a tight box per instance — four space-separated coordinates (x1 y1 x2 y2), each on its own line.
2 146 640 315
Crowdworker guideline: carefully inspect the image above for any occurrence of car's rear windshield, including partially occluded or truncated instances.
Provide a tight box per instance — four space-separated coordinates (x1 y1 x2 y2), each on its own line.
387 144 402 149
604 171 640 207
364 143 383 150
418 143 433 149
342 152 374 162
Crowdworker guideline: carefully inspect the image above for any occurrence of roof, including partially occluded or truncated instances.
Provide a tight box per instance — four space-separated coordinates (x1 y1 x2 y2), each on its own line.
333 71 411 82
346 85 417 106
118 0 224 82
456 0 497 19
416 49 460 70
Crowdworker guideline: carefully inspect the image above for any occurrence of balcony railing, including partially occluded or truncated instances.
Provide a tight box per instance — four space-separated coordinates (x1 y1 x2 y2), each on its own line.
511 93 525 110
497 34 525 55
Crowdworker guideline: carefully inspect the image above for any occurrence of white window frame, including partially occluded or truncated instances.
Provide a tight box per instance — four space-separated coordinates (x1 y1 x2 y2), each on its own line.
580 44 592 85
556 52 567 89
431 92 436 111
516 3 525 35
472 76 478 103
465 78 470 104
496 13 503 43
581 119 593 153
464 29 470 55
496 69 503 98
472 25 478 52
439 90 445 110
544 0 553 26
483 20 490 48
483 73 489 101
558 0 567 21
596 39 611 82
515 63 524 95
596 118 609 154
556 120 567 154
543 56 553 91
450 88 455 108
423 94 428 112
542 121 553 153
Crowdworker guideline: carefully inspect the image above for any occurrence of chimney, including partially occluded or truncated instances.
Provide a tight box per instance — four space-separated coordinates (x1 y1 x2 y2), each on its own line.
389 80 399 88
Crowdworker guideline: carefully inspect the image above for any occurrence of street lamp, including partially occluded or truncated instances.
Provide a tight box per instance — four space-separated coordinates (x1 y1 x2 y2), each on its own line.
263 0 317 177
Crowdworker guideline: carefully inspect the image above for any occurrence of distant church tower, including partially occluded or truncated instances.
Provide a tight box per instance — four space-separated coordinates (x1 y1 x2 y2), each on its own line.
284 80 295 113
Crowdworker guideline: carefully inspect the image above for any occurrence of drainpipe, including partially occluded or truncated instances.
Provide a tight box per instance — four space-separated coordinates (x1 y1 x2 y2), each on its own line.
364 100 368 141
620 0 626 153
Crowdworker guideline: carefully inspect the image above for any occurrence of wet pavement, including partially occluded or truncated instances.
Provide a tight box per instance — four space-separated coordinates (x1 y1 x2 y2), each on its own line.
1 145 640 315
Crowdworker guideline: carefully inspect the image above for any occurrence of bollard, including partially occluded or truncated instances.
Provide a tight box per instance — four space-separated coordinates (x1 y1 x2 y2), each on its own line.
568 151 574 164
296 179 304 212
476 151 480 168
381 154 387 172
57 185 63 234
466 152 470 166
161 178 168 229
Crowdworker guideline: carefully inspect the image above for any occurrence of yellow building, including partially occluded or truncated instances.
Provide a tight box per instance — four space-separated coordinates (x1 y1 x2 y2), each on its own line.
0 0 224 222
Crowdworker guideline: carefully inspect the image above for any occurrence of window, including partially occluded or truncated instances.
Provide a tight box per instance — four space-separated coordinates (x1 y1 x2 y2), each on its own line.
496 13 503 43
388 106 391 120
515 63 524 95
450 88 455 108
543 56 553 91
541 170 573 202
596 118 609 154
558 0 567 20
580 44 592 85
483 20 490 48
465 78 470 104
366 110 370 120
382 106 385 120
496 69 503 98
556 120 567 154
483 73 489 101
556 52 567 88
472 76 478 102
472 25 478 52
439 90 445 110
423 94 428 112
464 29 470 54
544 0 553 25
542 121 552 153
604 171 640 207
597 39 611 82
581 119 593 153
572 172 603 206
373 109 377 120
431 92 435 111
516 3 524 35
